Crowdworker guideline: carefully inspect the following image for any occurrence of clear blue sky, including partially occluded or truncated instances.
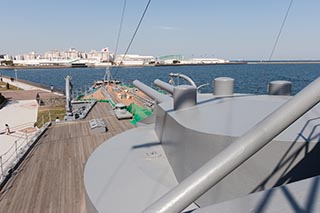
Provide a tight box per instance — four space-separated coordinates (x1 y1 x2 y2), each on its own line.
1 0 319 60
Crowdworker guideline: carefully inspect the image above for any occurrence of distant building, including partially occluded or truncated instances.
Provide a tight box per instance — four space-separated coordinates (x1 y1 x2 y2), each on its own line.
184 58 229 64
4 48 159 67
114 54 155 66
14 55 24 60
23 51 38 60
158 55 184 64
44 49 61 60
87 49 112 63
0 54 12 60
65 48 80 59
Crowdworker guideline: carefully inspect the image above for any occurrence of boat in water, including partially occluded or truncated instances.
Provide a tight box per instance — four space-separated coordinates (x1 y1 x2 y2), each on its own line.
84 74 320 212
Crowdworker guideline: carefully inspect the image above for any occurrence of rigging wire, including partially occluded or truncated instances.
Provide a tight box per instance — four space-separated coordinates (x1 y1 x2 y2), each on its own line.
113 0 152 79
114 0 127 59
122 0 152 60
268 0 294 61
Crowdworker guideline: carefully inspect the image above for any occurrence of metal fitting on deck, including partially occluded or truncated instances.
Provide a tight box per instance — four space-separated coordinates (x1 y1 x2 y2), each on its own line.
213 77 234 96
173 85 197 110
268 80 292 96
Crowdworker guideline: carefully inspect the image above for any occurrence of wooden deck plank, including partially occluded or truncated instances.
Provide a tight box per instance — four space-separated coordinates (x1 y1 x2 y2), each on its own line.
0 102 134 213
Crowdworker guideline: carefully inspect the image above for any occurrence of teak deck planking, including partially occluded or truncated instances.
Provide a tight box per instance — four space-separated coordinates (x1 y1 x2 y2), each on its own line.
0 102 134 213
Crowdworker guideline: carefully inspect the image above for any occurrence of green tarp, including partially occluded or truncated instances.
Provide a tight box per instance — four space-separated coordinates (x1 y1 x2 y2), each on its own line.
127 103 153 125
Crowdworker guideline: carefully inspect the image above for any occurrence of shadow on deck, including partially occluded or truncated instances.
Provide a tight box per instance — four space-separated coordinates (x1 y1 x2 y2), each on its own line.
0 102 134 213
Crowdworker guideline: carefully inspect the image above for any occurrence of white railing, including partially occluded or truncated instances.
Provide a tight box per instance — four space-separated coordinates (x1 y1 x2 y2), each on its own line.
0 122 51 185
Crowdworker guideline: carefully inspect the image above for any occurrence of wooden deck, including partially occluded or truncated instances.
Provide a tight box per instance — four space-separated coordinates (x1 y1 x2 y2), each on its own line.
0 102 134 213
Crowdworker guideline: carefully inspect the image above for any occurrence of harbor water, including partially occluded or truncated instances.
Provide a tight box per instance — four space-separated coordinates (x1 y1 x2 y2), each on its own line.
0 64 319 95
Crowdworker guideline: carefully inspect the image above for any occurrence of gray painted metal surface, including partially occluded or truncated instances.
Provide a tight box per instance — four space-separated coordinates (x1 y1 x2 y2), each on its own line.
133 80 172 103
84 125 198 213
65 100 96 120
84 76 320 213
154 79 174 94
169 73 197 87
193 175 320 213
89 119 107 133
65 75 73 116
213 77 234 96
143 77 320 213
173 85 197 110
157 95 320 207
268 80 292 96
113 103 133 120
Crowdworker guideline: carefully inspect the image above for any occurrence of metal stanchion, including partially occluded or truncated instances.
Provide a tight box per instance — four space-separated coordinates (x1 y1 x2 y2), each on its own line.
15 141 18 161
0 156 3 180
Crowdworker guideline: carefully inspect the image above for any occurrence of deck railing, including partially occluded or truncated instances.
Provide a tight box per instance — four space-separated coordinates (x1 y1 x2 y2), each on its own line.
0 122 51 186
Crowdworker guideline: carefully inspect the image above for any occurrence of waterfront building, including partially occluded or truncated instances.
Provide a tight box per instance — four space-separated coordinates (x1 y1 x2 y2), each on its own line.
157 55 184 64
86 49 112 63
64 48 80 59
114 54 155 66
23 51 38 60
3 54 13 60
182 58 229 64
44 49 61 60
80 52 87 59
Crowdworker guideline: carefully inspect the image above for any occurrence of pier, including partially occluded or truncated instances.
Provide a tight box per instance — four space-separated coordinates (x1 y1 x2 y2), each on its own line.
0 102 134 212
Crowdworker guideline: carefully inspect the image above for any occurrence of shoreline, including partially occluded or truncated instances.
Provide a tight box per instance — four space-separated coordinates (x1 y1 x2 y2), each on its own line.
247 61 320 64
1 60 320 70
1 75 64 95
0 65 72 70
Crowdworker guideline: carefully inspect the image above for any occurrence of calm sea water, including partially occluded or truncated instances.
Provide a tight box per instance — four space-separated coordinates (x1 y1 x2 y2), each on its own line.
0 64 319 95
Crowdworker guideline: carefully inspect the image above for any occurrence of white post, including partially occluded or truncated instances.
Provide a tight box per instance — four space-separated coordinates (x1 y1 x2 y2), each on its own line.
15 141 18 161
26 132 28 145
0 156 3 180
49 111 51 122
15 69 18 90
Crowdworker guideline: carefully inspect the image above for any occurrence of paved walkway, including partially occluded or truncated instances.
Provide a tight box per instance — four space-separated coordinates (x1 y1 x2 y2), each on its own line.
0 100 38 175
1 90 44 100
0 77 43 178
1 76 63 96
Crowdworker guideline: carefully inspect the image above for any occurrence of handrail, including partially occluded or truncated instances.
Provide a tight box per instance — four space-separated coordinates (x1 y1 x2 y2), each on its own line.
0 122 34 133
0 134 31 177
0 122 51 183
143 77 320 213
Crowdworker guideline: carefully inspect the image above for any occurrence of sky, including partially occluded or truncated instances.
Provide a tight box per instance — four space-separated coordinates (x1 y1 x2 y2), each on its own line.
1 0 320 60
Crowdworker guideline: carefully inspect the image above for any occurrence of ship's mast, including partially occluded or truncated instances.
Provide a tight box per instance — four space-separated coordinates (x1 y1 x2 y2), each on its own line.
104 66 111 84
